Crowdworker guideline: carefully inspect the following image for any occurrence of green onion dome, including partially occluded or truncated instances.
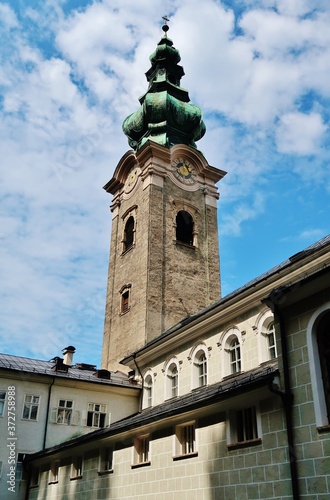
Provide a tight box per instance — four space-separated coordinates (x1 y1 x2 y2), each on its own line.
122 24 206 150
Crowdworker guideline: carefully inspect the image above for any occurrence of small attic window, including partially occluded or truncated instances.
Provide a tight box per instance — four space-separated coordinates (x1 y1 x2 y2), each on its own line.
176 210 194 246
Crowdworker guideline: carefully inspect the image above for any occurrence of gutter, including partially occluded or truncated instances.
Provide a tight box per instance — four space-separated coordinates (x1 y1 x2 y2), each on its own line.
263 292 300 500
43 377 55 450
133 354 144 413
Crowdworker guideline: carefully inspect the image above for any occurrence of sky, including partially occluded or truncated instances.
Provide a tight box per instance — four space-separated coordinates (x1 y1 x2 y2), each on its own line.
0 0 329 368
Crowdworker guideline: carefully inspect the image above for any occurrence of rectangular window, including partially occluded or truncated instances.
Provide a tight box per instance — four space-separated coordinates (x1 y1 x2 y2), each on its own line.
57 400 73 424
15 453 26 481
0 391 6 417
236 407 258 442
71 456 83 479
30 467 39 487
87 403 107 428
0 460 3 479
121 291 130 313
132 435 150 467
174 422 197 459
49 462 59 484
98 447 113 474
22 395 40 421
228 406 261 450
268 330 277 359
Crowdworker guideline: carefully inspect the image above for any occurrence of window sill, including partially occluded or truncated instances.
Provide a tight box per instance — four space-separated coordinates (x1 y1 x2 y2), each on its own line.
98 469 114 476
119 308 131 317
131 461 151 469
30 484 39 489
317 424 330 434
227 438 261 451
70 475 83 481
121 245 135 257
173 452 198 461
175 241 196 250
48 481 58 485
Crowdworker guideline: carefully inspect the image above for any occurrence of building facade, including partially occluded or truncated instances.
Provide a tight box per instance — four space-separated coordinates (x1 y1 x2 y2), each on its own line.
6 22 330 500
0 349 139 500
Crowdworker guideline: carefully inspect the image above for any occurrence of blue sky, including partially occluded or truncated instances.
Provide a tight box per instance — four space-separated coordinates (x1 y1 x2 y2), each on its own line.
1 0 329 368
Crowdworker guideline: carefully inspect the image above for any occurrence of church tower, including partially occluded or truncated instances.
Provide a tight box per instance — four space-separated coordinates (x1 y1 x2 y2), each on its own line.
102 21 226 370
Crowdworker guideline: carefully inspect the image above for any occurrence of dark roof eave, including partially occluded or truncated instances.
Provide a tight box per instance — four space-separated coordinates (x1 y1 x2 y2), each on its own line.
25 363 278 463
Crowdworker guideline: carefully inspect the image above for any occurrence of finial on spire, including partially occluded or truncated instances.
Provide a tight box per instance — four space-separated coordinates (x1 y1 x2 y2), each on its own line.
162 15 170 35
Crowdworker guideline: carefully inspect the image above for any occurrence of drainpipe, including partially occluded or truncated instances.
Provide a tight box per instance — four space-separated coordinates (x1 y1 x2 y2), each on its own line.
133 354 143 412
263 294 300 500
43 377 55 450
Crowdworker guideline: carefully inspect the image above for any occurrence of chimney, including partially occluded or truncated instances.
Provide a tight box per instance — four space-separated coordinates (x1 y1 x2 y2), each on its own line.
62 346 76 367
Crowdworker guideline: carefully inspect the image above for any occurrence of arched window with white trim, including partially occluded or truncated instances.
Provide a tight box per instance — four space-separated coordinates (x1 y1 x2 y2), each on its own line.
142 371 153 409
163 358 180 400
190 344 209 389
255 310 277 364
219 327 243 378
229 338 241 374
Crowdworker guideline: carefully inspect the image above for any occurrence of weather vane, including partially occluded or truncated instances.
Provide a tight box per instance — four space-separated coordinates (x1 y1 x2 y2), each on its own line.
162 15 170 34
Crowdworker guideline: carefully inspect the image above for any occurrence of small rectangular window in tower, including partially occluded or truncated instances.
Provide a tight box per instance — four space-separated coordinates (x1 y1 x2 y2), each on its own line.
121 290 130 314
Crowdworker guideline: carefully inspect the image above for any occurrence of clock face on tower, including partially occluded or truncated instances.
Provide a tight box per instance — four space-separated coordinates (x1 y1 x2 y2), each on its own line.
124 166 139 193
171 158 197 185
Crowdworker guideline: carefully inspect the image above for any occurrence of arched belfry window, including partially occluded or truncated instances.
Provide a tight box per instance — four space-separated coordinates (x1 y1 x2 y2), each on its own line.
317 312 330 419
123 216 134 252
176 210 194 246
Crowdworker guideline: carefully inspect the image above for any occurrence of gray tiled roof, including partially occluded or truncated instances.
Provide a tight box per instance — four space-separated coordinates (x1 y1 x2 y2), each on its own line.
0 352 137 389
122 233 330 363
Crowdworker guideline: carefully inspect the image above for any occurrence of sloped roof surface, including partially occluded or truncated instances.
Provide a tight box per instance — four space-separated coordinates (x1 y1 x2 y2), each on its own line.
0 352 136 388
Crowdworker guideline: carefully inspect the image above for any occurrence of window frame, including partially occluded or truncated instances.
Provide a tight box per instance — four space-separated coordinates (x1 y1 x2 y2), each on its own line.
48 461 59 484
132 435 150 468
98 447 114 475
176 210 194 246
190 345 209 389
22 395 40 421
56 399 73 425
30 467 39 487
174 421 198 460
70 455 83 480
0 390 6 417
219 327 244 378
119 284 132 315
143 372 153 409
87 403 107 428
164 358 180 400
307 305 330 428
255 310 277 363
227 405 261 450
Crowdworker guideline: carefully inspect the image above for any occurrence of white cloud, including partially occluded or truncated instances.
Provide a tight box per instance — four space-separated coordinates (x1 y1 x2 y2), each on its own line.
0 3 18 28
276 112 327 155
0 0 329 364
220 192 265 236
